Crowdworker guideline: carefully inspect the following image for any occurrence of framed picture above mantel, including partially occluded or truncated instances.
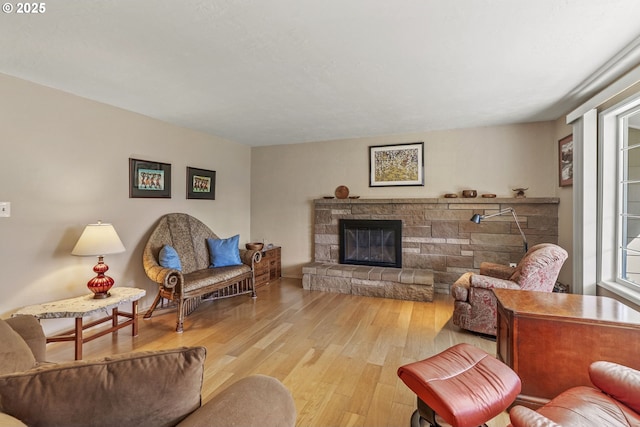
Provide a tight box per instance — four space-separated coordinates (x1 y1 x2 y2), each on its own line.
369 142 424 187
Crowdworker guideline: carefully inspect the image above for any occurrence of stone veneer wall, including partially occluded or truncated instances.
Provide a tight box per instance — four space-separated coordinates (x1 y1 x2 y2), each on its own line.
313 198 559 294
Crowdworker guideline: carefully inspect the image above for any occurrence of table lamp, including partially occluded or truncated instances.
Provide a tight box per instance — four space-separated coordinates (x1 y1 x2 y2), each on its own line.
470 208 528 252
71 221 125 298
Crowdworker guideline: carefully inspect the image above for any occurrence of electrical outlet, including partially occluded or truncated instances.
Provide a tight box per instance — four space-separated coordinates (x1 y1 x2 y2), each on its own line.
0 202 10 217
509 262 517 267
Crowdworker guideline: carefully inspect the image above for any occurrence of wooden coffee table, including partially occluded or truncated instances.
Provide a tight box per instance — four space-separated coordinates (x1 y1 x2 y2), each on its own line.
13 287 145 360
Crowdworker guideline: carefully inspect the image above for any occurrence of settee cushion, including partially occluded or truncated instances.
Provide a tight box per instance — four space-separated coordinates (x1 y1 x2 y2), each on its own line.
183 264 251 293
0 346 206 427
160 244 182 271
207 235 242 267
0 320 36 375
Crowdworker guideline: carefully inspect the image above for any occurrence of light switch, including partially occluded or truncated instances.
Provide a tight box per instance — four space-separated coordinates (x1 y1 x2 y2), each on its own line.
0 202 10 217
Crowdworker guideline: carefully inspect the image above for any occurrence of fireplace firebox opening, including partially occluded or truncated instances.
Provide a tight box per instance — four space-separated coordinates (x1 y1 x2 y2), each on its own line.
339 219 402 268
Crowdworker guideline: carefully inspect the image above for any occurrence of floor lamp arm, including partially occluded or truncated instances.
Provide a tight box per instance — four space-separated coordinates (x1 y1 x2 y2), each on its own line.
509 209 528 252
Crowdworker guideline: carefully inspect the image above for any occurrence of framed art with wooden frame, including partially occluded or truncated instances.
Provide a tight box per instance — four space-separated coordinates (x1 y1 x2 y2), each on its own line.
369 142 424 187
558 134 573 187
129 158 172 198
186 167 216 200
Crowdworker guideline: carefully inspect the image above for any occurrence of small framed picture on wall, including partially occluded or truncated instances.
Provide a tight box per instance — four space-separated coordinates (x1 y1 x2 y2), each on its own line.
558 135 573 187
187 167 216 200
129 158 172 198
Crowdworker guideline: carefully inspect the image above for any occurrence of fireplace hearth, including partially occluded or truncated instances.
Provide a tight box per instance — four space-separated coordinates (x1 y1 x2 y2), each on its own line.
339 219 402 268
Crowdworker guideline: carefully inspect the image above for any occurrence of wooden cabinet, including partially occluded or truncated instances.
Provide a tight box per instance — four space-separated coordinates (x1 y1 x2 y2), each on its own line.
254 246 281 288
494 288 640 409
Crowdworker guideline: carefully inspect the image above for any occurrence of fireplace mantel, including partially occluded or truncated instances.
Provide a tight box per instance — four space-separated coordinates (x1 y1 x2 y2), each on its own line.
315 197 559 205
313 197 559 294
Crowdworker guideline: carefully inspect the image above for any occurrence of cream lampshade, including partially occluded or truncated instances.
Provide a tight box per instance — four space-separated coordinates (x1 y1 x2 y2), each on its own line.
71 221 125 299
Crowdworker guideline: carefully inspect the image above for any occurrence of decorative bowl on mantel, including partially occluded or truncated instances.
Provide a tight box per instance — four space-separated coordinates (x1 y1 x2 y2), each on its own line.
335 185 350 199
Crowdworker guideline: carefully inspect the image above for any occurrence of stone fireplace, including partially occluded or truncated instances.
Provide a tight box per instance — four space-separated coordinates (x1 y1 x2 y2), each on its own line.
339 219 402 268
309 197 559 294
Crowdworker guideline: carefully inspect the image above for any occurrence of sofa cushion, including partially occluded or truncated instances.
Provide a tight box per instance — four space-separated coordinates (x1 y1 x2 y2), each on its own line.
0 319 36 375
0 346 206 427
207 235 242 267
159 244 182 271
176 375 297 427
0 412 27 427
4 316 46 363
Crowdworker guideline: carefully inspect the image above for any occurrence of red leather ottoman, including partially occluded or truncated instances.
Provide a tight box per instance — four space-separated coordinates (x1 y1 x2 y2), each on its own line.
398 343 521 427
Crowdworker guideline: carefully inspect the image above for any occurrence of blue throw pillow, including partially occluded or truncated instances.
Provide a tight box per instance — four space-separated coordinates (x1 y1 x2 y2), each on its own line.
207 235 242 268
159 245 182 271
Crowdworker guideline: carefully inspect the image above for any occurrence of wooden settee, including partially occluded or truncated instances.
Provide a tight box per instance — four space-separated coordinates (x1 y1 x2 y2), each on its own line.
143 213 261 332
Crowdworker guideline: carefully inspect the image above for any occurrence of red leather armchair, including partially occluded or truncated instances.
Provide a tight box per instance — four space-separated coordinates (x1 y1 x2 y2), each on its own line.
509 361 640 427
451 243 568 336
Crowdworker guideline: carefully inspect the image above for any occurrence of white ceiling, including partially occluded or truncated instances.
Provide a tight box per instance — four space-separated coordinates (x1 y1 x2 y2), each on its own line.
2 0 640 146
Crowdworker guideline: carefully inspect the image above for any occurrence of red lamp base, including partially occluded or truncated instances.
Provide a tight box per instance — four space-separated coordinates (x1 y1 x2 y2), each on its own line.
87 256 114 299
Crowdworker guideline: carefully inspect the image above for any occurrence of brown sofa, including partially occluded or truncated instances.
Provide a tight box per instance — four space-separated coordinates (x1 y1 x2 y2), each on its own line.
143 213 262 332
509 361 640 427
0 315 296 427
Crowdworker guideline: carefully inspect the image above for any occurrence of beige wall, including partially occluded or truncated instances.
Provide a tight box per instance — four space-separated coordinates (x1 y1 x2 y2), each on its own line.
0 72 577 332
0 74 252 329
251 122 564 279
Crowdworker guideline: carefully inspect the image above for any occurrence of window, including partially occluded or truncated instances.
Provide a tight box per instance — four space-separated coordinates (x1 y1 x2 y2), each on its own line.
600 95 640 294
621 112 640 287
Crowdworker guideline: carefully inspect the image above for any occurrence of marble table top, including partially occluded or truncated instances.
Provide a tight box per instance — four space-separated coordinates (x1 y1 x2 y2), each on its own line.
13 287 146 319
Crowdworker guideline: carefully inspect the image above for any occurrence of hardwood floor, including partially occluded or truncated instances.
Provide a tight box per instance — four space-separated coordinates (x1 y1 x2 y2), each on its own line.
46 278 510 427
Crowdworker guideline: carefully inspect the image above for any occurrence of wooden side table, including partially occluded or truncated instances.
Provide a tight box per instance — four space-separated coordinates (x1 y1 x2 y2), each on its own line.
13 287 145 360
494 288 640 409
254 246 281 288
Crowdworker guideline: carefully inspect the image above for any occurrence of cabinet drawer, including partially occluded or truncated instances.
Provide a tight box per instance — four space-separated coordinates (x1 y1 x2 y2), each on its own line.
254 261 269 277
255 272 270 286
262 251 277 261
254 246 281 288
